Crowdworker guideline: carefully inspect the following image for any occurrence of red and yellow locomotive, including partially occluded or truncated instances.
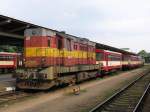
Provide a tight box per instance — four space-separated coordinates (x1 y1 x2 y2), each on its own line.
16 28 100 90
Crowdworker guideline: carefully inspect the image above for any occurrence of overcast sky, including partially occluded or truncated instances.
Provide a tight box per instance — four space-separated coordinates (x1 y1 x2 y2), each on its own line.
0 0 150 53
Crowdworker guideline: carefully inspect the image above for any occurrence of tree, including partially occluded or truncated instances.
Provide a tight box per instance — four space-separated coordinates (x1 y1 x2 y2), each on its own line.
138 50 148 58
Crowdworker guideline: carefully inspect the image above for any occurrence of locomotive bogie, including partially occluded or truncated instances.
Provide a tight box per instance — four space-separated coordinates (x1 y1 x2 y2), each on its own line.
16 64 100 89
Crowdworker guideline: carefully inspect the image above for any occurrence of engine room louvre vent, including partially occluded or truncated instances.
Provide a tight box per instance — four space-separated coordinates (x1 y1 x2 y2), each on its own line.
24 28 56 37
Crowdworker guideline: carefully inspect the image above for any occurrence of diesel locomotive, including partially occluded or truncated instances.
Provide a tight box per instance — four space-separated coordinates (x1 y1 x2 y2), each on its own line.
16 28 100 90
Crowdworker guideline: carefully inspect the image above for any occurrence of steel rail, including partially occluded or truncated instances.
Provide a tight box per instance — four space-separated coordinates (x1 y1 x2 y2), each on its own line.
89 71 150 112
133 83 150 112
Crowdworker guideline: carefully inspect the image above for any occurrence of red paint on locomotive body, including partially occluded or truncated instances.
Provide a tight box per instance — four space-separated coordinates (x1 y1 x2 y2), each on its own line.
24 28 96 68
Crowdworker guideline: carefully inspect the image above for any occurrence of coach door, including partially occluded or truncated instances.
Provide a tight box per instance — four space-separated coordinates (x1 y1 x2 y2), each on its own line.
105 53 109 71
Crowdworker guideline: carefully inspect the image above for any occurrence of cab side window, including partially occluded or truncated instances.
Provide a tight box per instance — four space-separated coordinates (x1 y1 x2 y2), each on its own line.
57 37 63 49
48 38 50 47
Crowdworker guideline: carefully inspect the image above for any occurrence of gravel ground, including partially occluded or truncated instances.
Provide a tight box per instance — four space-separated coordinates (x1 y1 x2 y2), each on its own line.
0 67 148 112
0 74 15 92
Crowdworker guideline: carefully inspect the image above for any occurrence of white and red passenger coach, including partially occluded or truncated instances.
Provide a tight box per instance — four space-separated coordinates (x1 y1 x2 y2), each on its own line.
96 49 122 73
0 52 21 73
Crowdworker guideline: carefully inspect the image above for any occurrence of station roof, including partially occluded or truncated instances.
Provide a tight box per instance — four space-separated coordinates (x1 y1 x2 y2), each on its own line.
0 15 57 39
96 43 137 55
0 14 137 55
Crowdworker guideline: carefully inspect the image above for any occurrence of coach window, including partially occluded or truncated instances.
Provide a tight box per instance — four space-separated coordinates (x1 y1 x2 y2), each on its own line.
0 56 4 61
8 56 14 60
96 53 103 61
96 53 99 61
6 56 8 61
108 55 111 60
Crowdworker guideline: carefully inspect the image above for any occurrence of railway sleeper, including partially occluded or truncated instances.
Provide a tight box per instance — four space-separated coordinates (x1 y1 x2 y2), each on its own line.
114 97 140 102
114 98 139 101
118 96 143 100
111 101 133 105
102 106 129 112
117 96 141 100
105 105 136 112
108 103 129 107
117 95 141 98
100 111 109 112
127 87 148 91
120 92 145 96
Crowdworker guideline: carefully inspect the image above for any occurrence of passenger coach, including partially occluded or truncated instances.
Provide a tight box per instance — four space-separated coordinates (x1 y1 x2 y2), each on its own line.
96 49 122 73
0 52 21 73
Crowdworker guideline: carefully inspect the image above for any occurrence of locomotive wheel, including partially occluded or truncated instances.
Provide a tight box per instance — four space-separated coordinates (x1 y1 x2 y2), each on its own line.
0 69 2 74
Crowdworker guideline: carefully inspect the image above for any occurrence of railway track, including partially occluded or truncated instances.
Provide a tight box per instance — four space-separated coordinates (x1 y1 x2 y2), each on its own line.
133 83 150 112
0 68 149 108
0 91 32 105
89 71 150 112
